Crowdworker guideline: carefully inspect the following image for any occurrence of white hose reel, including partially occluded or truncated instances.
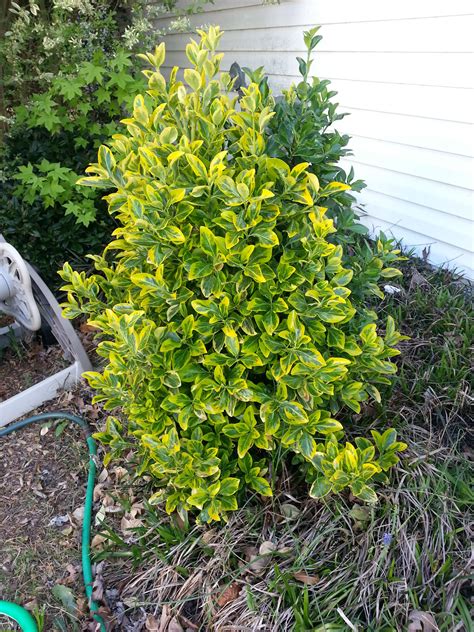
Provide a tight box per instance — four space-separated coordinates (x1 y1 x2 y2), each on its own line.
0 242 41 331
0 235 92 427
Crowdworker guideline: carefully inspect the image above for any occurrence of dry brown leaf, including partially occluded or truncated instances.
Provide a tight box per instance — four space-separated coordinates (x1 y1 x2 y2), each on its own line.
72 506 84 523
173 512 187 530
145 614 160 631
259 540 277 556
91 534 106 549
293 571 319 585
80 322 99 333
159 605 172 632
201 529 216 545
407 610 438 632
98 468 109 483
409 269 430 290
167 617 184 632
75 596 88 618
63 563 79 586
129 502 144 518
91 562 105 602
101 494 116 509
23 599 38 611
111 466 128 481
93 483 105 503
216 582 240 607
120 515 143 536
246 541 277 575
244 545 258 558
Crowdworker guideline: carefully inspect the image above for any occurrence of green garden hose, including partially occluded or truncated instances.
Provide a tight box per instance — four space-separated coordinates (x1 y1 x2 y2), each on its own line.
0 412 107 632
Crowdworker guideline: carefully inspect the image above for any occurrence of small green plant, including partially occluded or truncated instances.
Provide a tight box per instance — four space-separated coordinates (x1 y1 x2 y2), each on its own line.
61 28 406 523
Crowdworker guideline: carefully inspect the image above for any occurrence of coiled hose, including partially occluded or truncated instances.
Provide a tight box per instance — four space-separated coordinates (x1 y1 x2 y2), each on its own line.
0 412 107 632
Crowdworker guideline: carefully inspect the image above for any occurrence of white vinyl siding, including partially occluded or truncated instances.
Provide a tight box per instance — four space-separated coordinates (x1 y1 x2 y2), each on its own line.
154 0 474 278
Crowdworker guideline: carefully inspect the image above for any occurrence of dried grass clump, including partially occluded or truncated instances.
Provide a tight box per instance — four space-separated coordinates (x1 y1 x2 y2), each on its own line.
101 423 471 631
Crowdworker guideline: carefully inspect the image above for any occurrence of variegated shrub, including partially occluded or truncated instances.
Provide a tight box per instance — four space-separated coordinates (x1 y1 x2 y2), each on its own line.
60 27 406 523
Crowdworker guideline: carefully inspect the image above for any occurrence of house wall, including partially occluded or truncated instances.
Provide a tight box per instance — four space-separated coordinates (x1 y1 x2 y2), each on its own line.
153 0 474 278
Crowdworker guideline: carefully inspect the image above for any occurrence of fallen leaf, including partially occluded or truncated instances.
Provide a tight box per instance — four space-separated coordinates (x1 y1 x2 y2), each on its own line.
64 563 79 586
145 614 160 631
93 483 105 503
293 571 319 585
201 529 216 545
101 494 115 508
159 605 172 632
95 505 106 526
216 582 240 607
129 502 144 518
80 322 99 333
98 468 109 483
247 541 277 574
259 540 277 556
349 503 372 530
168 617 184 632
112 466 128 481
91 534 107 548
409 269 430 291
173 511 187 530
123 596 141 608
349 504 370 523
23 599 38 612
120 514 143 536
75 596 88 618
407 610 438 632
281 503 300 520
91 562 105 602
72 506 84 523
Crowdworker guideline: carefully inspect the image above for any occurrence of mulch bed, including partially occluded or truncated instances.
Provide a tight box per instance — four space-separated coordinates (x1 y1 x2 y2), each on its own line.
0 335 67 402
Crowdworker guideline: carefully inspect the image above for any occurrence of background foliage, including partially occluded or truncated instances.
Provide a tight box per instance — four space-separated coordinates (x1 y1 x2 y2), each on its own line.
0 0 211 287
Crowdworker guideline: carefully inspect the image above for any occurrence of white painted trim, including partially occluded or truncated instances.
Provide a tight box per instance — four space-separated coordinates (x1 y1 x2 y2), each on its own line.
0 361 84 427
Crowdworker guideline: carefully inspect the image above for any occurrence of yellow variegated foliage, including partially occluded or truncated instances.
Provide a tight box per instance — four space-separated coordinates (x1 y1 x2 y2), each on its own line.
60 27 407 523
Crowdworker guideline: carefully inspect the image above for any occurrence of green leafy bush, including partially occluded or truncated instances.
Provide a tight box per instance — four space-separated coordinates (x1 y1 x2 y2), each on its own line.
10 49 146 226
1 0 118 119
244 28 364 235
0 122 114 287
0 0 210 118
60 28 407 523
0 50 143 285
245 28 404 301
